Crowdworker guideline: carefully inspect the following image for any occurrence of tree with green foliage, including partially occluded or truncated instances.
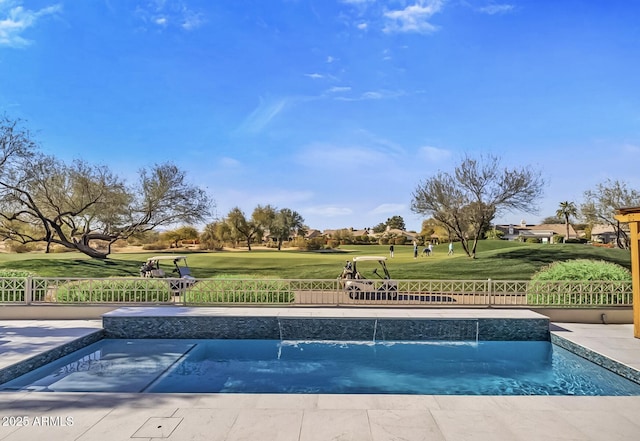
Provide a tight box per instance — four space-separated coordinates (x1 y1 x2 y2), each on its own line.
385 215 406 231
411 155 544 258
333 228 354 244
225 207 261 250
271 208 305 250
162 226 199 248
581 179 640 249
556 201 578 243
251 204 277 243
419 218 449 243
199 220 231 250
484 228 504 240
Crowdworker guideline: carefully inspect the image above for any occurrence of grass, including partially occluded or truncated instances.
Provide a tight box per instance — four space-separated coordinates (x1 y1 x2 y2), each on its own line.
0 241 631 280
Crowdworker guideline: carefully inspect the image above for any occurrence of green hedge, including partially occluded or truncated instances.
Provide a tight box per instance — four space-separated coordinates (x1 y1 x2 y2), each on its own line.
530 259 631 282
527 259 631 305
55 278 172 302
184 275 294 304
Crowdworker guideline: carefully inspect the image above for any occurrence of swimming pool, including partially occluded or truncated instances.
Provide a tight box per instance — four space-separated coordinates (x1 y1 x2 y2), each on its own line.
2 338 640 396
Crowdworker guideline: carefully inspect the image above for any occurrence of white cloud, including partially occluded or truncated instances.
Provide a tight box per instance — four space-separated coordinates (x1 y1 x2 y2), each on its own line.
238 97 289 133
305 73 324 79
326 86 352 93
136 0 204 31
301 144 388 166
383 0 444 34
340 0 374 5
218 157 241 168
357 22 368 30
418 146 451 162
298 136 404 170
362 91 383 100
478 4 515 15
622 143 640 153
181 9 204 30
370 203 406 215
326 55 335 63
305 206 353 217
334 89 405 101
0 1 61 47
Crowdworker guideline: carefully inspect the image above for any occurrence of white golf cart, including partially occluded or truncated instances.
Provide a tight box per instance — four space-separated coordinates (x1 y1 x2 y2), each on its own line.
140 255 193 278
140 255 195 293
339 256 398 300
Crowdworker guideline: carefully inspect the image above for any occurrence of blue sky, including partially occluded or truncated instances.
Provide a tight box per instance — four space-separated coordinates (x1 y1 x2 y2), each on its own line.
1 0 639 232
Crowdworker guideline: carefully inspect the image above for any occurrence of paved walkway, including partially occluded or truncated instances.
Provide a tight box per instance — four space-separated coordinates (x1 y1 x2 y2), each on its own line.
0 319 639 440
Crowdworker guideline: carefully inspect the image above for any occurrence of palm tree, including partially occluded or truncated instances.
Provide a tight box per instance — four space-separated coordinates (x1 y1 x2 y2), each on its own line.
556 201 578 243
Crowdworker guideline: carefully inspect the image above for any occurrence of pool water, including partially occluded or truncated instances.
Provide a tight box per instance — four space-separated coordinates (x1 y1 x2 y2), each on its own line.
2 339 640 396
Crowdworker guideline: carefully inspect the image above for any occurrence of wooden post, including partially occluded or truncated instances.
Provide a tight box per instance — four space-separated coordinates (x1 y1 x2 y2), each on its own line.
614 208 640 338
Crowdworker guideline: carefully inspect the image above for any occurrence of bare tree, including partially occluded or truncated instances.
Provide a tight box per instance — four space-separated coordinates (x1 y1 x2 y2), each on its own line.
581 179 640 249
0 118 212 258
411 155 544 258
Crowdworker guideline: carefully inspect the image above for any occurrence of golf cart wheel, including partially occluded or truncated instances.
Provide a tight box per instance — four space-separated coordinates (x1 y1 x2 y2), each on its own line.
347 286 360 300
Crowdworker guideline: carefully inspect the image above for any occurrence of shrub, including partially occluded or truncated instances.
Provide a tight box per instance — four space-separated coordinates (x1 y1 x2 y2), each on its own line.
6 242 39 253
54 279 172 303
51 245 77 253
484 229 504 240
527 260 631 305
291 237 306 248
393 237 407 245
198 240 224 251
142 241 170 250
531 259 631 282
327 239 340 249
304 237 325 250
184 274 294 304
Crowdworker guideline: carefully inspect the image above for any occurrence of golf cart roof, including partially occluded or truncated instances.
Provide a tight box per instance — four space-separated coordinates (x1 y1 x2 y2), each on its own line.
353 256 387 262
146 255 187 262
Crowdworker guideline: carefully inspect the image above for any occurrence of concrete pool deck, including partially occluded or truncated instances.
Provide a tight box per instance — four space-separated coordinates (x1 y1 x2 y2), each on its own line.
1 309 640 440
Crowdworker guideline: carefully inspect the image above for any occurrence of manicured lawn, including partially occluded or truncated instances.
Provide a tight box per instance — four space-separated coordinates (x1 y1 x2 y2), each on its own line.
0 241 631 280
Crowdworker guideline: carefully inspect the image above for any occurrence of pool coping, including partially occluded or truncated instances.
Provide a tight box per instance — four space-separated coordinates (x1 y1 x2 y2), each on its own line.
551 331 640 384
102 306 550 341
0 329 104 385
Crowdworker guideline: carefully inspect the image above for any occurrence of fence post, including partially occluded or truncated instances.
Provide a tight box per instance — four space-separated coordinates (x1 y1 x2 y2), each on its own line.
25 276 32 305
487 279 493 308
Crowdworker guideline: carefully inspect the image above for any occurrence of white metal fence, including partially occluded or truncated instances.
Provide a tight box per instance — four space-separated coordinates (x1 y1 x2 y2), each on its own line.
0 277 632 307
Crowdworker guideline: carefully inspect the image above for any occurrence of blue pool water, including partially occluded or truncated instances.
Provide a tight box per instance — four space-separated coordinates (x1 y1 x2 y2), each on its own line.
2 339 640 395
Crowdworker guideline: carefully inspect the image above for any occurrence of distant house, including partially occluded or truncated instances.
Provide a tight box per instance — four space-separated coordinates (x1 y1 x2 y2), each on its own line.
305 229 323 240
494 221 577 243
494 220 535 241
383 228 418 243
591 224 617 244
527 224 577 243
351 228 371 237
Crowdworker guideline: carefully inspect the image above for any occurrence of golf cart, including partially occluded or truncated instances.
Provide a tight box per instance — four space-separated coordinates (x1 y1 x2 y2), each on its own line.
140 255 196 292
339 256 398 300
